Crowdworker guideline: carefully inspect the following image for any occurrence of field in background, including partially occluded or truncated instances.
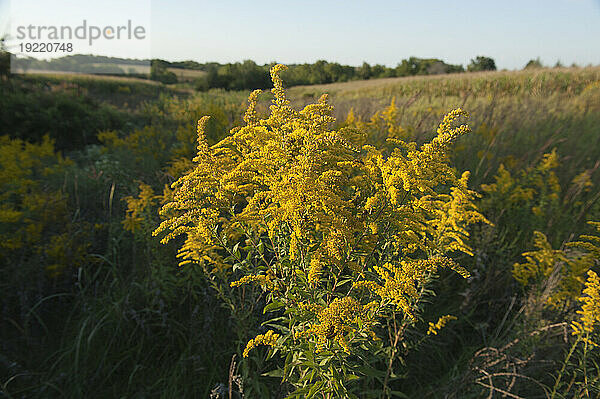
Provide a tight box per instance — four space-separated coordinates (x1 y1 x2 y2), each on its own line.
1 66 600 397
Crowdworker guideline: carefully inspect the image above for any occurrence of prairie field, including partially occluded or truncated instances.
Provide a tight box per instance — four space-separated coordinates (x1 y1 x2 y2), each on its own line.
1 65 600 398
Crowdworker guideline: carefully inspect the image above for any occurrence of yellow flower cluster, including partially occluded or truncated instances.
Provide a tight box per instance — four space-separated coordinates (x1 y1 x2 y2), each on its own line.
481 149 561 218
354 257 467 321
427 315 457 335
154 64 486 357
242 330 280 357
343 97 410 147
122 182 160 233
307 255 323 286
0 135 89 278
569 221 600 259
295 297 371 353
230 270 276 290
571 271 600 345
513 231 569 287
0 135 67 250
514 223 599 309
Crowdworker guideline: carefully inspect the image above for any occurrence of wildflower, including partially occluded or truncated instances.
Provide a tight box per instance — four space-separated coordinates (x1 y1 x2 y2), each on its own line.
514 226 597 309
571 270 600 342
243 330 280 357
296 297 370 354
427 315 457 335
230 270 276 290
122 182 159 233
307 255 323 286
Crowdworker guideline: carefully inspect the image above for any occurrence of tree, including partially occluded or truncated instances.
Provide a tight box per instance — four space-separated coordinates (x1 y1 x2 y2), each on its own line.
467 56 497 72
524 58 543 70
358 61 372 80
150 60 177 84
428 61 449 75
0 37 11 79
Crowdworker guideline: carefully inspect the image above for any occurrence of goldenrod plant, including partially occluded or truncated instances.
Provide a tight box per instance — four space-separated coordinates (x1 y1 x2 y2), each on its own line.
0 135 91 354
122 182 162 235
514 221 600 310
513 230 595 311
480 150 561 240
552 267 600 398
510 221 600 397
154 64 488 397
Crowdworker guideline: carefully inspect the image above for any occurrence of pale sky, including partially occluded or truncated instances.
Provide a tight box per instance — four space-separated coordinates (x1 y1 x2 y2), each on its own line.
1 0 599 70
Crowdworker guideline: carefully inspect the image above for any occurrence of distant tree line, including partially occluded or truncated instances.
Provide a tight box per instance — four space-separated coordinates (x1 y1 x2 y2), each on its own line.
185 57 482 91
10 47 585 91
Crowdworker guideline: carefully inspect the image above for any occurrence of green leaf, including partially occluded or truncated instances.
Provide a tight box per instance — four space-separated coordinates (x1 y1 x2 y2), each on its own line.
263 300 285 314
283 352 293 380
319 355 333 367
306 381 324 398
262 368 284 378
258 240 265 254
336 278 353 287
357 364 386 379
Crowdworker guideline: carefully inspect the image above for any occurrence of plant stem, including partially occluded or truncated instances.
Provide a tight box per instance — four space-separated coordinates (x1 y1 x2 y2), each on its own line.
551 336 580 399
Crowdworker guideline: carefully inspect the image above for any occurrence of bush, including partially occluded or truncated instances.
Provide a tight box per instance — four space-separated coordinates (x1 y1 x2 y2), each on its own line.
151 61 178 84
154 64 488 397
525 58 544 70
467 56 497 72
0 82 131 151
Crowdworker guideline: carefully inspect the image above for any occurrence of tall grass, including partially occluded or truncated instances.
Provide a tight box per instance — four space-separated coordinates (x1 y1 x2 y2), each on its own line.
1 66 599 397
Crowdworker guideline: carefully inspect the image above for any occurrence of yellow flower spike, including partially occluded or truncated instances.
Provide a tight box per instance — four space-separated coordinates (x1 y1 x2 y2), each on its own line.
270 64 289 108
122 182 160 233
427 315 457 335
514 225 598 309
571 270 600 338
244 89 262 126
243 330 280 357
308 255 323 286
195 116 211 156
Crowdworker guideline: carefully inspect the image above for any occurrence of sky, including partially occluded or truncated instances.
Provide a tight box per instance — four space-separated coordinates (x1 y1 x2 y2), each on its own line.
1 0 599 70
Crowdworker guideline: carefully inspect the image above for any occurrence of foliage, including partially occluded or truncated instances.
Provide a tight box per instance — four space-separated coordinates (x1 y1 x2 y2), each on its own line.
151 60 178 84
197 60 271 91
0 79 133 150
0 37 10 79
525 58 544 70
513 230 595 310
479 151 562 244
194 58 466 91
467 56 497 72
395 57 464 76
544 223 600 398
0 136 92 363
